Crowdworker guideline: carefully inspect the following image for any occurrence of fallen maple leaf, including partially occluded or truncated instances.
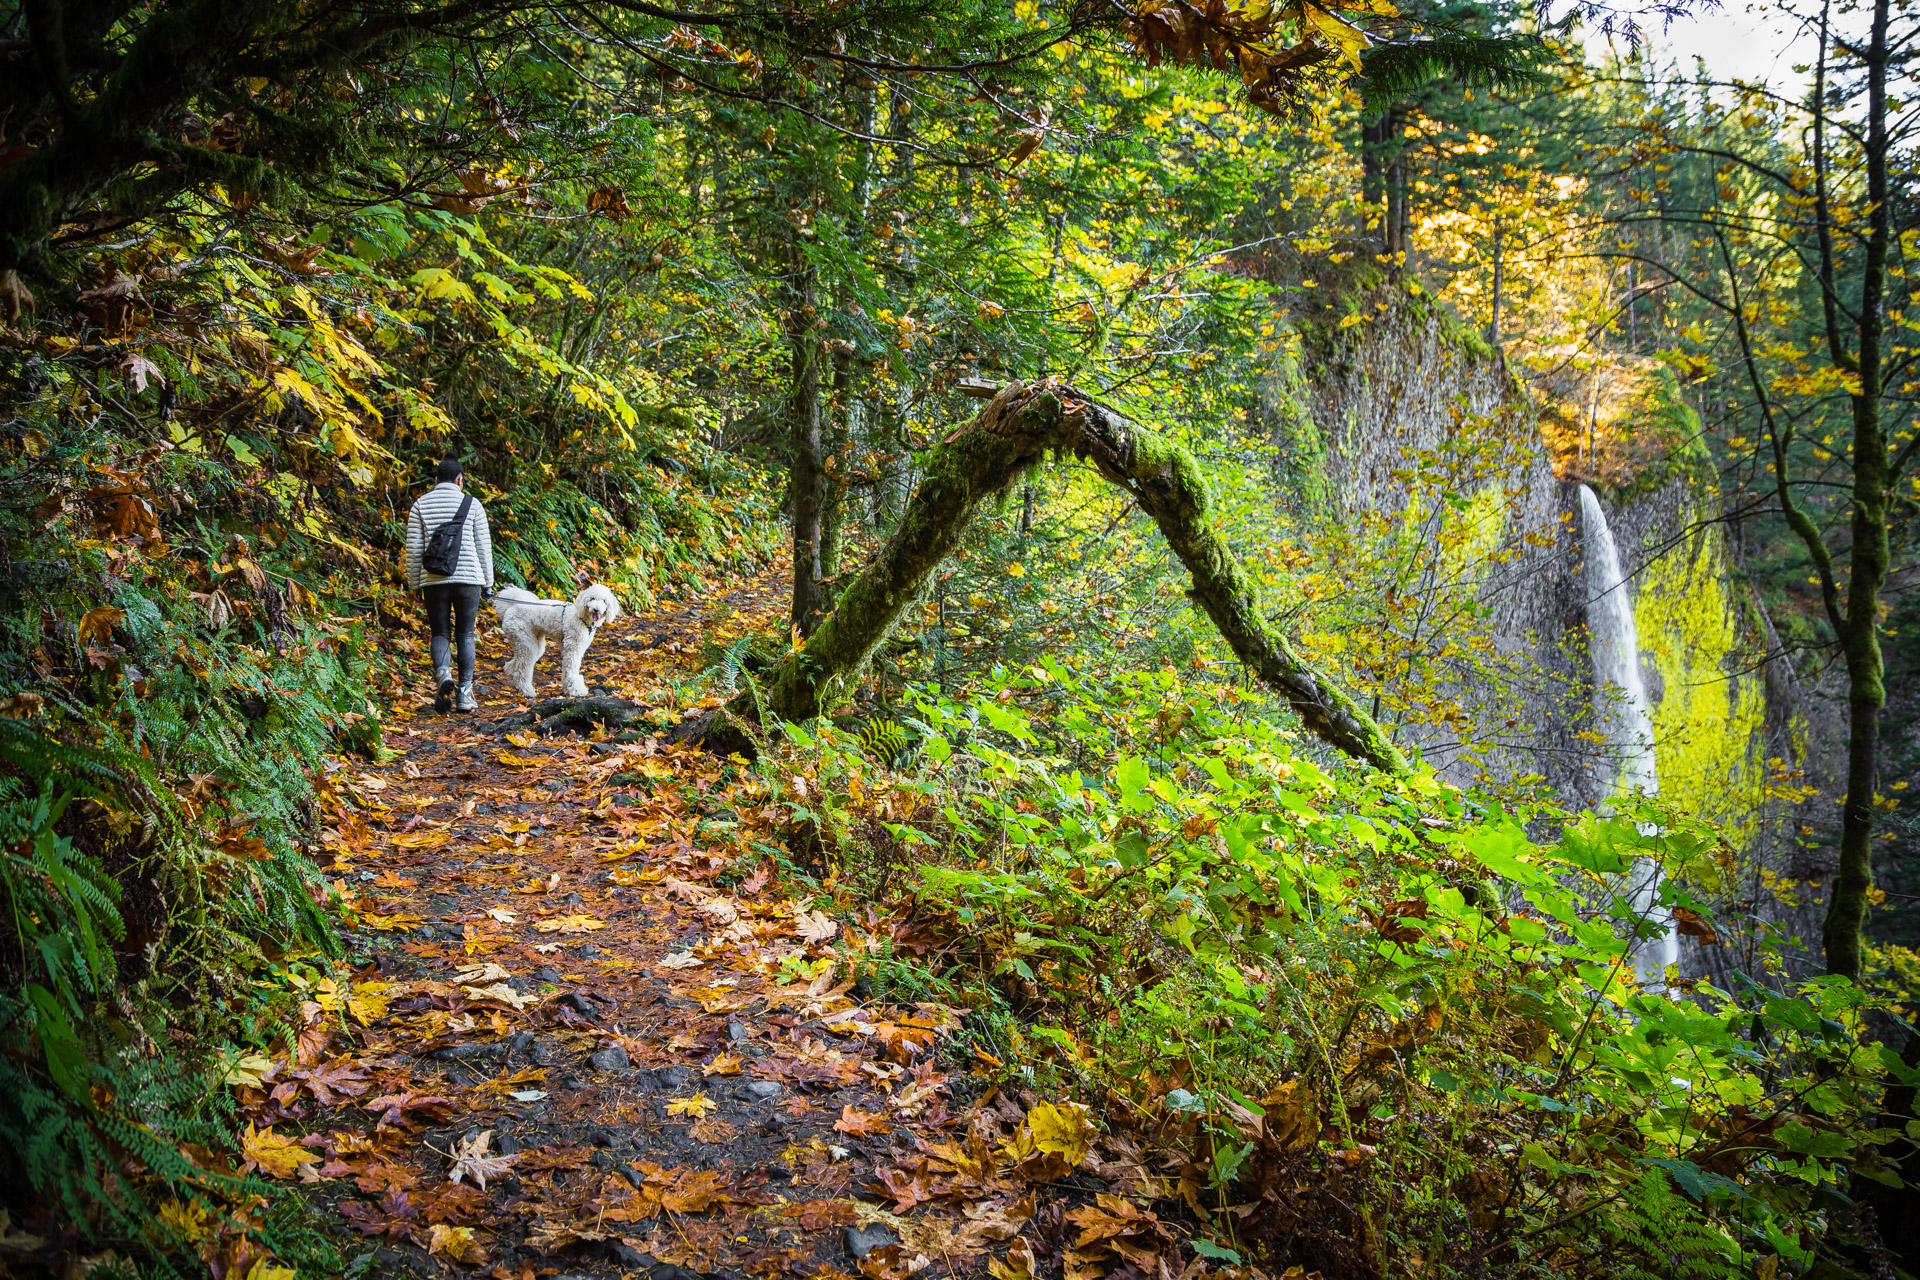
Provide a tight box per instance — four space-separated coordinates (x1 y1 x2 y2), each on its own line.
235 1255 296 1280
76 606 125 646
427 1222 488 1265
702 1053 743 1076
289 1059 373 1106
1007 1100 1094 1167
462 981 538 1009
360 913 426 932
833 1105 893 1136
242 1123 322 1179
339 1187 421 1243
364 1090 455 1129
533 914 604 934
219 1052 277 1089
660 1167 732 1212
447 1130 518 1190
666 1093 718 1119
660 875 706 903
689 1117 739 1143
699 895 740 925
988 1238 1038 1280
793 910 838 944
485 906 518 923
347 982 392 1025
455 963 512 984
658 950 703 969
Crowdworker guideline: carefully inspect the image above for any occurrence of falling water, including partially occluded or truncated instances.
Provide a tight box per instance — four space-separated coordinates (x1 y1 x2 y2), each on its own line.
1577 485 1678 985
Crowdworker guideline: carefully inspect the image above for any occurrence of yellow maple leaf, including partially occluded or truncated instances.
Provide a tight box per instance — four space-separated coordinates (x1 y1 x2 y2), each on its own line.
427 1223 488 1264
242 1257 298 1280
1022 1101 1094 1166
667 1092 719 1118
156 1197 212 1244
534 914 605 934
241 1123 321 1179
361 912 425 932
702 1053 743 1077
347 982 391 1025
1290 0 1371 68
218 1052 275 1089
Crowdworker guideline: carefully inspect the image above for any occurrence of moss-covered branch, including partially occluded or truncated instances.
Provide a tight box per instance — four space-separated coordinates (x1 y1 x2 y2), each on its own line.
693 380 1411 776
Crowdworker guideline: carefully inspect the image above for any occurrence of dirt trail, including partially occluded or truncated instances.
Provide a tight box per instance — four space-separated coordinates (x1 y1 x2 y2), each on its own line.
263 572 1150 1280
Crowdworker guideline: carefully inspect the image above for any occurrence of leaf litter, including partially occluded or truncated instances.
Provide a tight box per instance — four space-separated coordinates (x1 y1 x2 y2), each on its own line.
228 573 1247 1280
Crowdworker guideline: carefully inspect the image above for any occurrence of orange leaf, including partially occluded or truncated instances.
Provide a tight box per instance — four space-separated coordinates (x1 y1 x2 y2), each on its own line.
833 1105 892 1136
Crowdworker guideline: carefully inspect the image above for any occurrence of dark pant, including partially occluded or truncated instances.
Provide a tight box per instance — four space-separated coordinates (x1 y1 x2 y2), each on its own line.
423 583 483 685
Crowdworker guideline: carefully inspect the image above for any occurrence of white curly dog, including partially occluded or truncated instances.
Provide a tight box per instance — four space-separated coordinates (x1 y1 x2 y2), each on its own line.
491 584 622 699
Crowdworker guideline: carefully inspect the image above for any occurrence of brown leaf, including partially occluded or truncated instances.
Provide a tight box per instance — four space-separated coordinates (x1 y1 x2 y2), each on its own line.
364 1090 455 1129
427 1223 489 1265
587 187 633 220
0 692 44 719
119 353 164 393
689 1117 739 1143
76 607 125 647
833 1105 892 1137
100 491 160 539
448 1130 518 1190
1672 908 1721 945
660 1167 732 1213
340 1187 422 1243
0 269 33 324
1005 129 1043 167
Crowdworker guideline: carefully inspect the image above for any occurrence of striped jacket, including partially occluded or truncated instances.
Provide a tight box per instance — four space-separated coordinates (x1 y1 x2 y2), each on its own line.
403 482 495 591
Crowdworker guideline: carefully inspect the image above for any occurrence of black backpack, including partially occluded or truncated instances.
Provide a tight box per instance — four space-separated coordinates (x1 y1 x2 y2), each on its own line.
421 493 473 577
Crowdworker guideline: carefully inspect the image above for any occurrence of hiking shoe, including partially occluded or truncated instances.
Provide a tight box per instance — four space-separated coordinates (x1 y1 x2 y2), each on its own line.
455 683 479 713
434 667 455 713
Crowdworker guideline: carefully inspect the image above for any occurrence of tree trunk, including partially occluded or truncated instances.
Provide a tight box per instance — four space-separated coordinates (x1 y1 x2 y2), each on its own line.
1822 0 1892 980
691 381 1411 776
788 263 826 637
1486 222 1503 348
819 346 852 582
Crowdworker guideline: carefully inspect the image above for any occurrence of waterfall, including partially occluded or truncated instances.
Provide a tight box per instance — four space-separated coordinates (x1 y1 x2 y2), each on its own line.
1578 485 1678 985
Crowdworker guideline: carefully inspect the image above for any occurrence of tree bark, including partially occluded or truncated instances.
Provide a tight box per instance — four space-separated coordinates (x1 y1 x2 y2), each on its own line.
820 344 854 581
1821 0 1892 980
787 261 826 637
692 381 1412 776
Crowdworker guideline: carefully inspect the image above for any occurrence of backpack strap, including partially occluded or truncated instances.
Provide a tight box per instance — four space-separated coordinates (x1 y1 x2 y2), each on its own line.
451 492 474 550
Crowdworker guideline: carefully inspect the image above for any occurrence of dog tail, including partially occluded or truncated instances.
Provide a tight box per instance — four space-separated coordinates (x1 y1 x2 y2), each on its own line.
491 586 539 617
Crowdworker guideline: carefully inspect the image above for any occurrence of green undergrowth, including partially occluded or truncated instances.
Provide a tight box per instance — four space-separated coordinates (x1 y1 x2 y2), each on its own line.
767 659 1912 1279
0 195 776 1272
0 439 368 1276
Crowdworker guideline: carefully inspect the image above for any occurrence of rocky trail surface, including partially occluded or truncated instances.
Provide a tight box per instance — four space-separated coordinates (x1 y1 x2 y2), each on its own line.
236 572 1182 1280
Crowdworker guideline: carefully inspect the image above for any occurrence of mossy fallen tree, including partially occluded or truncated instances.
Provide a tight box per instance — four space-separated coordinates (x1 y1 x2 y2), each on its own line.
690 379 1412 776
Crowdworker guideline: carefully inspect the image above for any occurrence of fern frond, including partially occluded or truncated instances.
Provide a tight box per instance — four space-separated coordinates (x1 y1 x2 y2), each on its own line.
1357 34 1548 112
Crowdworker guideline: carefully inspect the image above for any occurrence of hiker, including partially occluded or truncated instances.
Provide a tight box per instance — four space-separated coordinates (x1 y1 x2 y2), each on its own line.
404 454 495 713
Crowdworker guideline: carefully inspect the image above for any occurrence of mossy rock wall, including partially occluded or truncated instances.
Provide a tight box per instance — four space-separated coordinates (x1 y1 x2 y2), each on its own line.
1284 283 1593 798
1283 284 1809 834
1604 480 1831 977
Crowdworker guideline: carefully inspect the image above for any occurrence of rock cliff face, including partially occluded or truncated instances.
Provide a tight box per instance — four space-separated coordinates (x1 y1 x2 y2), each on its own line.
1286 286 1593 801
1282 283 1823 973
